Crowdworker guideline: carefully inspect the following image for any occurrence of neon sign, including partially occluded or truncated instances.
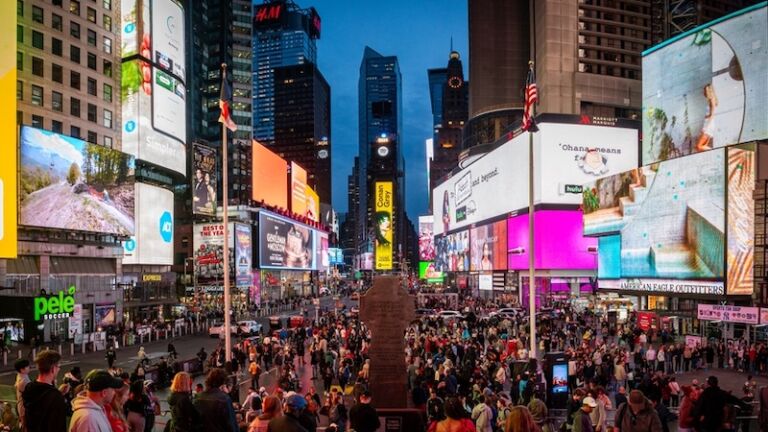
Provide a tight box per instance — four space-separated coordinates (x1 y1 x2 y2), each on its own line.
255 4 283 23
34 286 76 321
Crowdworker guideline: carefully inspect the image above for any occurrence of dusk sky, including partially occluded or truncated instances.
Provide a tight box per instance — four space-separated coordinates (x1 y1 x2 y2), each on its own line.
310 0 469 219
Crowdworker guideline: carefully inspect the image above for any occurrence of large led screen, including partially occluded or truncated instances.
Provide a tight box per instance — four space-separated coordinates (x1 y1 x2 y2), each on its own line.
507 210 597 270
122 183 173 265
584 149 725 281
419 261 445 283
234 223 252 288
20 127 135 236
374 182 394 270
291 162 308 216
435 230 470 272
151 0 185 79
418 215 435 261
305 186 320 222
192 143 217 216
316 232 329 271
0 0 17 258
259 212 316 271
120 0 149 58
726 145 755 295
470 220 507 271
193 223 235 285
642 5 767 164
252 140 288 209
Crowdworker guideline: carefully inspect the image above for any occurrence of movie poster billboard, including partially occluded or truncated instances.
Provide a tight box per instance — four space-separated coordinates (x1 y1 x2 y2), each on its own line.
259 212 315 271
193 223 234 285
726 146 755 295
20 127 135 236
192 143 217 216
374 182 393 270
234 223 252 288
418 215 435 261
0 0 16 258
470 220 507 271
642 5 767 164
250 271 261 305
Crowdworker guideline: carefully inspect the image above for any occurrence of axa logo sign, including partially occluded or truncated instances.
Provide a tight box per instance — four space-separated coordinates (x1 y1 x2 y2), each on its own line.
159 211 173 243
34 286 76 321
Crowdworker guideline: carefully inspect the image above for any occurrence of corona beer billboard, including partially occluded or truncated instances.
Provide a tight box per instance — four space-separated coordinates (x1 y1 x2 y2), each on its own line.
374 182 393 270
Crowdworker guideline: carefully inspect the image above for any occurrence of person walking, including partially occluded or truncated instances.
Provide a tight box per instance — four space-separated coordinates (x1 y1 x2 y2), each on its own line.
572 397 596 432
22 351 68 432
349 391 381 432
193 368 238 432
125 381 149 432
14 359 31 432
471 394 494 432
614 390 663 432
69 370 124 432
168 372 201 432
106 346 117 368
691 376 749 432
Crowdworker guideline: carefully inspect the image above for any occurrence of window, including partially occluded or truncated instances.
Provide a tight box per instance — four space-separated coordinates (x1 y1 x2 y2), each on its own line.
87 103 96 122
52 91 63 112
70 45 80 63
32 30 43 49
87 130 97 143
17 25 23 44
32 5 43 23
70 71 80 90
70 1 80 16
31 85 43 106
87 52 96 70
52 63 63 83
17 52 22 70
17 111 22 125
86 7 96 23
52 13 62 31
87 77 96 96
87 29 96 46
32 57 43 76
103 14 112 32
17 0 22 16
52 38 63 56
16 80 22 100
70 125 80 138
103 83 112 102
70 97 80 117
32 115 44 129
103 135 112 148
103 60 112 77
102 37 112 54
103 109 112 128
103 0 111 11
51 120 63 134
70 22 80 39
53 0 62 7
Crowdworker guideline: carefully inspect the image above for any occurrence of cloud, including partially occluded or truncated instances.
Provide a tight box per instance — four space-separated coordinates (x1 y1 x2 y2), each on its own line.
23 128 85 167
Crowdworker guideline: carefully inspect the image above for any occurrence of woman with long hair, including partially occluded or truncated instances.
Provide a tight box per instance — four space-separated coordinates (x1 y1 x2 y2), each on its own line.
429 396 475 432
168 372 201 432
505 406 540 432
125 381 148 432
105 383 130 432
373 211 392 246
248 395 282 432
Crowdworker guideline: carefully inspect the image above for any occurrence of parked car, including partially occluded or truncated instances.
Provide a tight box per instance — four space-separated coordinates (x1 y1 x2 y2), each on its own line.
237 320 263 335
208 320 262 338
208 322 236 338
434 310 464 321
490 308 522 320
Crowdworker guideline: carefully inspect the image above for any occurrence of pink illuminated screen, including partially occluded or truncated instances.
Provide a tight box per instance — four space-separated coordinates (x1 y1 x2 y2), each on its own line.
507 210 597 270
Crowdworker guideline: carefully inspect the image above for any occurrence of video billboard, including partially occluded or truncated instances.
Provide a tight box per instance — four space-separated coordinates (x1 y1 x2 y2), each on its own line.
192 143 217 216
418 215 435 261
193 223 235 285
470 220 507 271
419 261 445 283
19 127 135 236
151 0 185 79
507 210 597 270
374 182 393 270
122 183 173 265
726 145 755 295
584 149 725 284
259 212 316 271
305 186 320 222
290 162 308 216
435 230 470 272
328 248 343 265
0 0 17 258
252 140 288 208
234 223 252 288
642 5 767 164
316 232 329 271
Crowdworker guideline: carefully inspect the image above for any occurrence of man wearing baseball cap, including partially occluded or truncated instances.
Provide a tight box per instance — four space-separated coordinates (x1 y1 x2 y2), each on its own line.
614 390 663 432
573 397 597 432
267 393 309 432
69 370 124 432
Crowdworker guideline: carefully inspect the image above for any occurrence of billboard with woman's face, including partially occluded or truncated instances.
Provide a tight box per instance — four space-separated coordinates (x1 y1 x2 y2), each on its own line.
470 220 507 271
259 212 316 271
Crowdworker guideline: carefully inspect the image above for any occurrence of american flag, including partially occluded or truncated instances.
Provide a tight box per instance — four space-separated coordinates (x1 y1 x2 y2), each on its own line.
219 69 238 132
522 62 538 132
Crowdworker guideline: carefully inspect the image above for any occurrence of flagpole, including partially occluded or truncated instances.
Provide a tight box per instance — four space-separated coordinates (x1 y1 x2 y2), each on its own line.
527 60 537 360
222 63 232 363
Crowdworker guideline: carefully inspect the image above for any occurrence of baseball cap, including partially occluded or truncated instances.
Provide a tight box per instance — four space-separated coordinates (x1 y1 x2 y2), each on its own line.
85 370 124 392
285 394 307 410
582 397 598 408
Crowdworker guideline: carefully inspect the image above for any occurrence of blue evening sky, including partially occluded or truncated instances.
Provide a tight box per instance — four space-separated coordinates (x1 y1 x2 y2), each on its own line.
310 0 469 220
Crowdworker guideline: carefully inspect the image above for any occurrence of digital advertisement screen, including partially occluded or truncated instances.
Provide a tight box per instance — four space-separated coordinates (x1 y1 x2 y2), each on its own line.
94 304 117 327
193 223 235 285
19 127 135 236
584 149 725 282
642 5 767 164
552 364 568 394
435 230 470 272
0 0 17 258
291 162 308 216
151 0 185 80
259 212 316 271
470 220 507 271
726 145 755 295
418 215 435 261
121 60 186 175
120 0 149 58
305 186 320 222
418 261 445 283
192 143 217 216
507 211 597 271
234 223 252 288
374 182 394 270
328 248 343 265
123 183 173 265
252 140 288 209
315 232 329 271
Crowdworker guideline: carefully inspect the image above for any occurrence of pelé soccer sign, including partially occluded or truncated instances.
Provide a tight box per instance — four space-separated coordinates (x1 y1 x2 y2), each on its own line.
34 286 76 321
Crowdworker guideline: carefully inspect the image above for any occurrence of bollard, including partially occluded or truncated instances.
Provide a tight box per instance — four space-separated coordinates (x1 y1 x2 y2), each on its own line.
17 349 22 359
82 340 86 354
70 343 74 356
58 344 62 355
3 350 6 366
32 348 36 359
123 334 127 348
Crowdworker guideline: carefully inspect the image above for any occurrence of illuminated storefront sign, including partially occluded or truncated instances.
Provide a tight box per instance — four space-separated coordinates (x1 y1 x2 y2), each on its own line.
35 286 76 321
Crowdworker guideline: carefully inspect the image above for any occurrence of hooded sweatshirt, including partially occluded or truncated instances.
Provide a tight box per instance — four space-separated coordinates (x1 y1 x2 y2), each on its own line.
22 380 68 432
68 393 113 432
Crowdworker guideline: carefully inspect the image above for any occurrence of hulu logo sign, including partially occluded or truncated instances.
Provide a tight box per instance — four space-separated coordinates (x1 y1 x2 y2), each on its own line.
34 286 76 321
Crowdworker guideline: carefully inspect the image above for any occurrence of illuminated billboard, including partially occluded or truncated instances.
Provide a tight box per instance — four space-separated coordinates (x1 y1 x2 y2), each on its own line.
584 149 725 285
193 223 236 285
234 223 252 288
151 0 185 79
374 182 393 270
435 230 470 272
0 0 17 258
252 140 288 209
419 261 445 283
19 127 135 236
508 210 597 271
470 220 507 271
418 215 435 261
316 232 329 271
726 145 755 295
305 186 320 222
259 212 316 271
122 183 173 265
192 143 217 216
642 5 767 164
290 162 308 216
